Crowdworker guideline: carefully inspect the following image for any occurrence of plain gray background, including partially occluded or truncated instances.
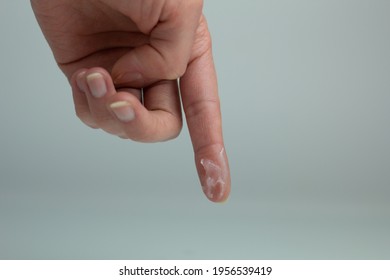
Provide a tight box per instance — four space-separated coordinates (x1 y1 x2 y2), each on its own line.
1 0 389 259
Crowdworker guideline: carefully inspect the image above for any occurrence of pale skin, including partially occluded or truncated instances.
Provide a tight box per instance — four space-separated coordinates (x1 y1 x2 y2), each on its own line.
31 0 230 202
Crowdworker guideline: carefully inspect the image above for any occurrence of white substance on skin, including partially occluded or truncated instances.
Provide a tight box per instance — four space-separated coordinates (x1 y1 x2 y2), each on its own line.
200 148 226 200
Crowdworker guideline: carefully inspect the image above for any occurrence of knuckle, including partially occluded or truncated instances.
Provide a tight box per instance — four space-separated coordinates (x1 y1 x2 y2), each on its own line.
184 99 219 120
123 116 183 143
190 16 213 61
164 120 183 141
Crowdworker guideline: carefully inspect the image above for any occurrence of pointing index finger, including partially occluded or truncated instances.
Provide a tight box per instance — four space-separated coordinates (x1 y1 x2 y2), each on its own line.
180 22 231 203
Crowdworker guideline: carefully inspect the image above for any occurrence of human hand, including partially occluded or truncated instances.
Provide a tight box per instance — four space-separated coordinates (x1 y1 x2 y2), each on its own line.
31 0 230 202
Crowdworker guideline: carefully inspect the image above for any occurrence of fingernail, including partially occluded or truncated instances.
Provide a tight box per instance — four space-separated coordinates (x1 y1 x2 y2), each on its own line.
87 73 107 98
76 71 87 93
114 72 143 85
110 101 135 122
200 148 229 203
201 159 226 201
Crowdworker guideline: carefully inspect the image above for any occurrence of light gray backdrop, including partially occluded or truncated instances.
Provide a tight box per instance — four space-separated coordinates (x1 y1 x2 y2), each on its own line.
1 0 389 259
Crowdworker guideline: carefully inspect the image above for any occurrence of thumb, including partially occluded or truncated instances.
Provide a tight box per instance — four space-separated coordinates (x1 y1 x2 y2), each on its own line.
110 0 203 88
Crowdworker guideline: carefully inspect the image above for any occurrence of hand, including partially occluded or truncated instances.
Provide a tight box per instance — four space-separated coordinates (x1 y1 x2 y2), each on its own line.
31 0 230 202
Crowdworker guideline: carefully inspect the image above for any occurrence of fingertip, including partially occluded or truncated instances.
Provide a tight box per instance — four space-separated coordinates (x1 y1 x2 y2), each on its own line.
107 91 140 118
72 67 114 96
71 68 87 81
70 68 98 129
113 71 145 88
70 69 87 93
109 100 136 123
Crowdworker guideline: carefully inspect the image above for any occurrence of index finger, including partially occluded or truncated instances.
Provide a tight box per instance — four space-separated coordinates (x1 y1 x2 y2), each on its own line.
180 30 231 203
